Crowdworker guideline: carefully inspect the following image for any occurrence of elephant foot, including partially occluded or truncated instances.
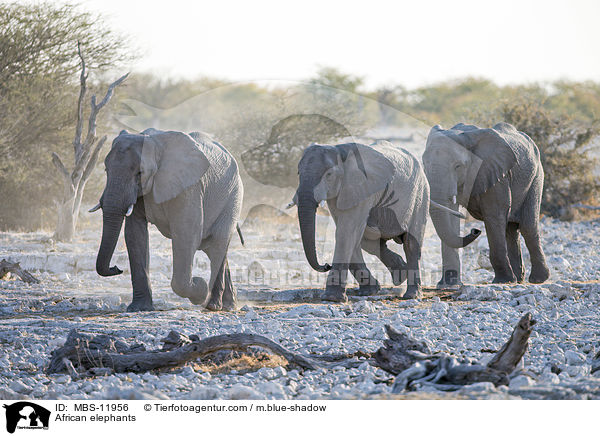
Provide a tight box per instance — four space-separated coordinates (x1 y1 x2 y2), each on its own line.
529 266 550 284
354 282 381 297
492 274 517 284
322 285 348 303
188 277 209 305
222 290 237 312
436 270 461 289
402 285 422 300
126 300 155 312
206 300 222 311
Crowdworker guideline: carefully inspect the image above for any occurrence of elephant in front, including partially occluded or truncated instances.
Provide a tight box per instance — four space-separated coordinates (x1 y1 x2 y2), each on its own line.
92 128 243 312
292 140 466 302
423 122 550 286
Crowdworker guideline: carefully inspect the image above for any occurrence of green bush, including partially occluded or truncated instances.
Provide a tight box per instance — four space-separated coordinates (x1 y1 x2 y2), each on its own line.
473 100 600 217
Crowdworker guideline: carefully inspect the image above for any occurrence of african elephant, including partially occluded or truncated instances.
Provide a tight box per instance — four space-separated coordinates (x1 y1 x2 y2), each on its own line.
91 128 243 312
422 122 550 286
291 140 466 302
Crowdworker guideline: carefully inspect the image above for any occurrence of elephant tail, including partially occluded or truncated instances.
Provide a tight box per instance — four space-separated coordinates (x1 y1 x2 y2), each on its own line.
236 223 245 246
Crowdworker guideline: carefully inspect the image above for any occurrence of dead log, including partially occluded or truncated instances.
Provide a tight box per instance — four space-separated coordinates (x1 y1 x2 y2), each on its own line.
487 312 535 373
373 325 433 375
47 329 318 375
0 259 39 284
372 313 536 393
46 314 535 393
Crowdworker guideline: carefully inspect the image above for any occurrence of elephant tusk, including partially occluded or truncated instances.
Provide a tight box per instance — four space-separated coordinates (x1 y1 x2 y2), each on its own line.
88 203 101 213
430 201 466 219
452 195 457 205
125 204 134 217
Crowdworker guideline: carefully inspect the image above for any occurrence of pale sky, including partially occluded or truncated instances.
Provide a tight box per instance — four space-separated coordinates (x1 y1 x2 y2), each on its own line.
79 0 600 89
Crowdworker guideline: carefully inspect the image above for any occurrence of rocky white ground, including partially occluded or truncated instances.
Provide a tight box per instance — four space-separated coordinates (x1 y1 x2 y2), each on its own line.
1 209 599 400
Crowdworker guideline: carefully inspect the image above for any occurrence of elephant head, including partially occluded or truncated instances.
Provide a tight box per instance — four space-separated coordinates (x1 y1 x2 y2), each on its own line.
294 142 394 272
422 122 518 248
93 129 210 277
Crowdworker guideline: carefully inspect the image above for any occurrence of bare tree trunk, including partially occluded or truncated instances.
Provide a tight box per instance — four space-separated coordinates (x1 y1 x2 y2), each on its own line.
52 41 127 242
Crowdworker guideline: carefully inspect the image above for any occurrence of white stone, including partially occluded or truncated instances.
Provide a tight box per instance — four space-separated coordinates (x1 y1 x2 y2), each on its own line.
227 384 264 400
565 350 586 366
509 375 534 389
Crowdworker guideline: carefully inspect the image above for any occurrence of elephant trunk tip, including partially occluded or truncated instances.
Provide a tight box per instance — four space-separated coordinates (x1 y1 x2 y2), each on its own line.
461 228 482 247
316 263 332 273
96 264 123 277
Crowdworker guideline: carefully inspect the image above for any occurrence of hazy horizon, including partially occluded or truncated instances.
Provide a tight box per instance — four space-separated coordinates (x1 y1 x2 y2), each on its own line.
72 0 600 89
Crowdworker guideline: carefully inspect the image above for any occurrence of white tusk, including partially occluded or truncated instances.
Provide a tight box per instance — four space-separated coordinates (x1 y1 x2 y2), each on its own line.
452 195 457 205
285 201 296 209
126 204 134 217
430 200 466 219
88 203 101 213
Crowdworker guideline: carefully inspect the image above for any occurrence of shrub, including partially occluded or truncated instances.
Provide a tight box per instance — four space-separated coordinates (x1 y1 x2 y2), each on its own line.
473 100 600 218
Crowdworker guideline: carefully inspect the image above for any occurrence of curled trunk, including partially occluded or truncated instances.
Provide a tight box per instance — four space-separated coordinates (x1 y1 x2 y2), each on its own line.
429 204 480 249
297 191 331 272
96 209 124 276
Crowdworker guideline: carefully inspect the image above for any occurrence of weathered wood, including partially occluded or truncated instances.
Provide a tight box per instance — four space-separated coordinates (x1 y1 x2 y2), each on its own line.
373 314 536 393
0 259 39 284
487 312 535 373
46 314 535 394
47 330 318 375
373 324 434 375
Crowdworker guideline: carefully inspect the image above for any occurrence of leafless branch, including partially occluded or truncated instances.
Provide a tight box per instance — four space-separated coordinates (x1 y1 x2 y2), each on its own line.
73 41 87 159
80 135 107 184
51 152 70 180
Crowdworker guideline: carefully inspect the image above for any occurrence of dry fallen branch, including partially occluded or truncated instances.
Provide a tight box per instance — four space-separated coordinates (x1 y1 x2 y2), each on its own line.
372 313 536 393
46 314 535 394
47 330 318 376
0 259 39 284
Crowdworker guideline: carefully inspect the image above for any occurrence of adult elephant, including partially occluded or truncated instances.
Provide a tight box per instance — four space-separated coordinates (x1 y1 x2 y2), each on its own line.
291 140 467 302
91 128 243 312
422 122 550 287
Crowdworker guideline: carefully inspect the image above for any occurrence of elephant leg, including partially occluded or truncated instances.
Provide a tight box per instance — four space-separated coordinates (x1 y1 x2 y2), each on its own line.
438 242 462 288
205 238 236 312
348 243 380 296
520 188 550 283
361 238 407 286
171 236 209 306
480 183 515 283
323 208 369 303
506 222 525 283
483 217 515 283
124 204 154 312
401 232 423 299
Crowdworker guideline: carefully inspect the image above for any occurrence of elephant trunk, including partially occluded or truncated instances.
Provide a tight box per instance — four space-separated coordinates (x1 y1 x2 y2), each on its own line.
297 189 331 272
96 208 124 276
429 203 481 249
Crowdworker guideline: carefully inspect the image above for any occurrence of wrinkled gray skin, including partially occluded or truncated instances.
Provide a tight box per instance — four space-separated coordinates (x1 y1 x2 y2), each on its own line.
294 141 431 302
95 128 243 312
423 122 550 286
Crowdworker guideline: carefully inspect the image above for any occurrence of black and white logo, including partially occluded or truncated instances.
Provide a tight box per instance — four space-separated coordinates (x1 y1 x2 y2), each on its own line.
3 402 50 434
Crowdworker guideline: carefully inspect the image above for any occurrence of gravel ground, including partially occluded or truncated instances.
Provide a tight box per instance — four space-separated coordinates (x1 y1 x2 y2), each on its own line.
1 213 599 400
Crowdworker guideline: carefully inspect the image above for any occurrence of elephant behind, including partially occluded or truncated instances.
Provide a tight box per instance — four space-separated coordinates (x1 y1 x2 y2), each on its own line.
293 140 461 301
93 128 243 312
423 122 550 286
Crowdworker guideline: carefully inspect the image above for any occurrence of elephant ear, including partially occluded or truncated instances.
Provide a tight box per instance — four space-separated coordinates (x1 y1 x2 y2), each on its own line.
141 131 210 204
445 126 517 197
336 143 394 210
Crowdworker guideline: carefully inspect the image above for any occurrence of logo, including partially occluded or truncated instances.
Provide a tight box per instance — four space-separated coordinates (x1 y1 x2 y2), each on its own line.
3 402 50 434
